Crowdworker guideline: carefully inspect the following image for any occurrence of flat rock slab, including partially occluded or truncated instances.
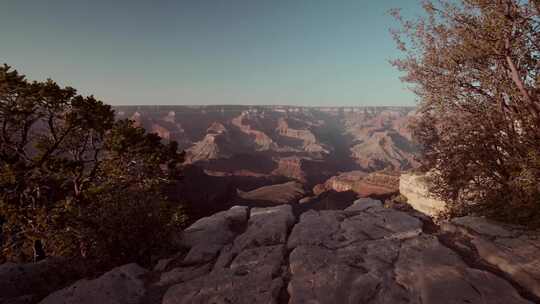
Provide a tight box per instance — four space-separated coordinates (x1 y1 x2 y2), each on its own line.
442 216 540 299
156 263 212 287
287 203 422 250
180 205 249 264
232 204 295 253
395 235 531 304
287 205 533 304
8 202 538 304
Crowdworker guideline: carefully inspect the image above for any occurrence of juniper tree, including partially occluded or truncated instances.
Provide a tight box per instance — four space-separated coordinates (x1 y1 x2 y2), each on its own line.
0 65 186 265
392 0 540 225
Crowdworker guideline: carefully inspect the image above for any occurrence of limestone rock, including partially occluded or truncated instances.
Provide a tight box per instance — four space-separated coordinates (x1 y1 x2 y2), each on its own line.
448 216 514 238
180 205 248 264
4 197 538 304
232 205 295 252
39 263 148 304
236 181 306 205
288 202 422 251
162 205 294 304
395 235 531 304
315 170 400 197
399 172 446 216
442 216 540 299
344 197 383 212
286 200 532 304
156 263 212 287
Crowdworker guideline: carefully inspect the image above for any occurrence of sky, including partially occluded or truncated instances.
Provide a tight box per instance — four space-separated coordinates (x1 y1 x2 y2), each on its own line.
0 0 423 106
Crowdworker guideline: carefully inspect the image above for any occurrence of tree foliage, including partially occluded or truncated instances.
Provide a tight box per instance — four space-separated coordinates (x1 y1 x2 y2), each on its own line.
0 64 186 265
392 0 540 225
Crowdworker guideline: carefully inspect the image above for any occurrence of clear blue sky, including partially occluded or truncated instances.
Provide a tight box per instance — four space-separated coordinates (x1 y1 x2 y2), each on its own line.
0 0 422 106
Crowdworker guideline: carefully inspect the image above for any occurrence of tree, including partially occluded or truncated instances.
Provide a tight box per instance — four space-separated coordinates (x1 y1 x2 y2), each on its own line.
392 0 540 225
0 65 186 265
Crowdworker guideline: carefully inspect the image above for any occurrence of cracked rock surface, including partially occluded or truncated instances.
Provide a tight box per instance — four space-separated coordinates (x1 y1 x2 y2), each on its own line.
286 199 532 304
441 216 540 301
3 198 539 304
161 204 294 304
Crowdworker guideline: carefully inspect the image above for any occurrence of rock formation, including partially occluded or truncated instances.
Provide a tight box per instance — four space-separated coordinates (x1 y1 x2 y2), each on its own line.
231 112 276 151
186 123 231 163
236 181 306 205
3 198 538 304
343 109 418 171
114 106 418 194
315 170 400 197
399 172 446 217
275 117 329 154
271 156 307 182
441 216 540 299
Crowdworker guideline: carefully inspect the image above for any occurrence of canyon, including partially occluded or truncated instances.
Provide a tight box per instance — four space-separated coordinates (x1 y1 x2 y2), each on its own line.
2 107 539 304
117 106 418 216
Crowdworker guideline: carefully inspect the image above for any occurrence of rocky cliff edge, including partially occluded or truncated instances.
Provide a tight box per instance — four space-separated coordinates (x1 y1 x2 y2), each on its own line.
3 196 540 304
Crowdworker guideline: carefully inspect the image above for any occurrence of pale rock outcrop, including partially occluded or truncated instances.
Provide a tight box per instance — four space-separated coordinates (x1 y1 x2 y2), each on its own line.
39 263 148 304
399 172 446 217
315 170 400 197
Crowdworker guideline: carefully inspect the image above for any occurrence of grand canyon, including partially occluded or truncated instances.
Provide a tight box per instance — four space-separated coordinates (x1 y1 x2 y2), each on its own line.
5 0 540 302
116 105 418 217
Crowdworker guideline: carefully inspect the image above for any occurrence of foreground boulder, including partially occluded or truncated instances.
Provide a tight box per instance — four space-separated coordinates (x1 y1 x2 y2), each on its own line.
162 205 295 304
2 201 538 304
286 199 532 304
399 172 540 301
441 216 540 300
179 205 249 264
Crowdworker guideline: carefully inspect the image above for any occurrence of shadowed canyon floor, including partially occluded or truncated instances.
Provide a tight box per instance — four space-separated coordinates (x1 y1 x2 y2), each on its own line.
5 198 539 304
